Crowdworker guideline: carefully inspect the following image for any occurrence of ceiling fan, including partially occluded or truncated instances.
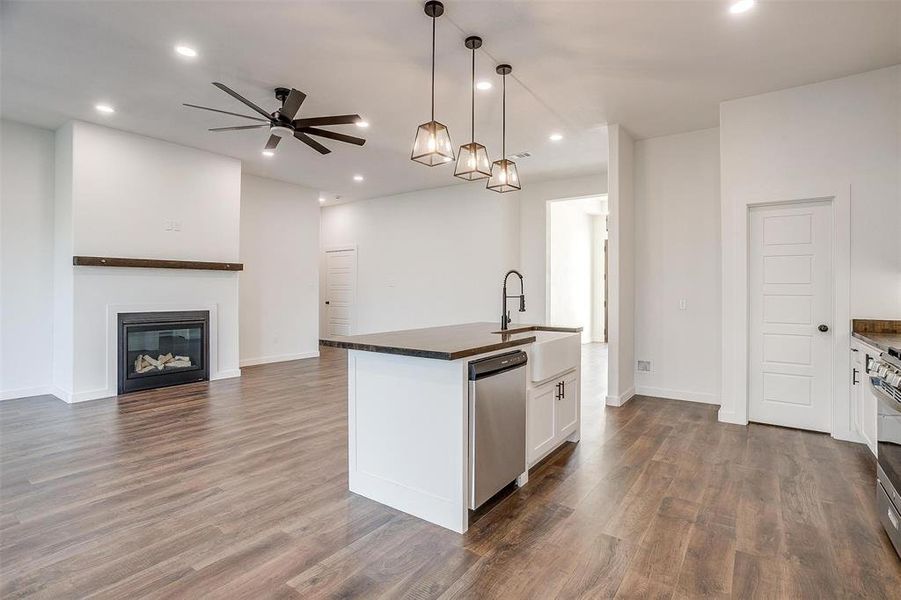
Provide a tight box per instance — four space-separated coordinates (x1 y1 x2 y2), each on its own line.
184 82 366 155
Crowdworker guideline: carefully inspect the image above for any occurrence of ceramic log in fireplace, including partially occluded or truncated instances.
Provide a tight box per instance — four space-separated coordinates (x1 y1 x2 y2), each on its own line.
117 311 210 394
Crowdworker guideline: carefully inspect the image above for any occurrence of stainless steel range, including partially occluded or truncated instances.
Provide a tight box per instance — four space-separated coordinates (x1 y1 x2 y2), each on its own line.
873 345 901 557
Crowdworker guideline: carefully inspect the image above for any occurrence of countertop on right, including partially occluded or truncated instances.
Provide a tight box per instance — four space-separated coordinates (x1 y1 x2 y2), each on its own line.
852 319 901 353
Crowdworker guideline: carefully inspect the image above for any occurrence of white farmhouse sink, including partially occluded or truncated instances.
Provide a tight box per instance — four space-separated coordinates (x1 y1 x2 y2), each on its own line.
528 331 580 382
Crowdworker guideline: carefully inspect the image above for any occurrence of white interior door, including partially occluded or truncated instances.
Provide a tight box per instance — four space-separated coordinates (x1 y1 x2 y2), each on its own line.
749 201 833 432
325 248 356 336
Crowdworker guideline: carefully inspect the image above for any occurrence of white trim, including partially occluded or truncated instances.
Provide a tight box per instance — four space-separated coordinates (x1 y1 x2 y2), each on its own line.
606 386 635 407
211 369 241 380
635 385 719 405
0 386 54 401
239 351 319 367
719 183 852 441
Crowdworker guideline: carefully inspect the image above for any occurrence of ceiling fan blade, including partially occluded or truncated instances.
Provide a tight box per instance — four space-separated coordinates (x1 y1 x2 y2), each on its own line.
183 103 268 122
301 127 366 146
280 89 306 120
293 114 361 128
265 134 281 150
293 131 331 155
212 82 272 119
208 124 269 132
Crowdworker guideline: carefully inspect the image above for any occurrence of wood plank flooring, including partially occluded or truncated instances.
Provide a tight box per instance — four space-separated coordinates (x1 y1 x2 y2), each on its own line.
1 344 898 598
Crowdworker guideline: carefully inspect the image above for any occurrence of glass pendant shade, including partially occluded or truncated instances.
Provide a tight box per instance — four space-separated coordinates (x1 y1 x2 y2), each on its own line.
486 159 521 193
411 121 454 166
454 142 491 180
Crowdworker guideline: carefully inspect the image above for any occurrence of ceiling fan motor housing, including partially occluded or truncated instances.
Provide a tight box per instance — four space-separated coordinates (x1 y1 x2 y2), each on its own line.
270 125 293 138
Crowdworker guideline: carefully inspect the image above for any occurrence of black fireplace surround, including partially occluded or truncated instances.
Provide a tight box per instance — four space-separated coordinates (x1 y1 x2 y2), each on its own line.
117 311 210 394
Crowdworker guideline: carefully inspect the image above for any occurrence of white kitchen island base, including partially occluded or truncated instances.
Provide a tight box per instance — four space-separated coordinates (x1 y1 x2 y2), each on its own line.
327 323 582 534
347 349 473 533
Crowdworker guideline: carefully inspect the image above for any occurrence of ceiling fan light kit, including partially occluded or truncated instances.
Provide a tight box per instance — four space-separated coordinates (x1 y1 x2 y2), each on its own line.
487 64 521 193
411 0 455 166
454 35 491 181
185 83 366 156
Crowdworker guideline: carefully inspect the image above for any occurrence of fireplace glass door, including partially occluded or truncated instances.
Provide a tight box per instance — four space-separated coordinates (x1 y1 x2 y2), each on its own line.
118 311 210 394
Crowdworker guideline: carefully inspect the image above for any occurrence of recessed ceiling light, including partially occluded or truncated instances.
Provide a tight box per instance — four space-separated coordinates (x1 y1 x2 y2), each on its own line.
356 120 369 128
549 133 563 142
262 150 275 157
175 45 198 58
476 80 492 91
95 104 115 114
353 175 364 182
729 0 754 14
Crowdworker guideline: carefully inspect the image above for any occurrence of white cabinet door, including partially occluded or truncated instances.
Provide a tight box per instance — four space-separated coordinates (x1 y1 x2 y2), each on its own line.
528 380 557 464
556 371 579 438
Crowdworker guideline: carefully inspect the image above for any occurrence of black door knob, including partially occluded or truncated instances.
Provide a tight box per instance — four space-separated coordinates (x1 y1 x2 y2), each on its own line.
818 324 829 332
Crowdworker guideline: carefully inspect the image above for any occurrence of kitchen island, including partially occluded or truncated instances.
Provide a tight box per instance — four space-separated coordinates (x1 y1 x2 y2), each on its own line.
321 322 582 533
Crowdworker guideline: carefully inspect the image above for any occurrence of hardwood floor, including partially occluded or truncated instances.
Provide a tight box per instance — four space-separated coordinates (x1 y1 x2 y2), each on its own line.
1 344 898 598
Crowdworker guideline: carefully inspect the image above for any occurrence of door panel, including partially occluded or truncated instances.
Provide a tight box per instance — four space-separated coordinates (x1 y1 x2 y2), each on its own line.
528 382 556 464
325 249 356 337
749 202 832 432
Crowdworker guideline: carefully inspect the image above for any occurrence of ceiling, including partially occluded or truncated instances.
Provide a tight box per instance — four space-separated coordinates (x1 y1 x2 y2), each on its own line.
2 1 899 202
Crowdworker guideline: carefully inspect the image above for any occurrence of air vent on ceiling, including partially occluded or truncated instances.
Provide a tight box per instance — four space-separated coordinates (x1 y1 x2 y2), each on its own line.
510 151 531 159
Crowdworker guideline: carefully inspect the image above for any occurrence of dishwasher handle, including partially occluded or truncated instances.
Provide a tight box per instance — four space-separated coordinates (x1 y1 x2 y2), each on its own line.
468 350 528 381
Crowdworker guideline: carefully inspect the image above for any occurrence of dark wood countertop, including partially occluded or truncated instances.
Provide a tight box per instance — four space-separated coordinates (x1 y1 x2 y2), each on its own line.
852 319 901 353
852 332 901 353
320 322 582 360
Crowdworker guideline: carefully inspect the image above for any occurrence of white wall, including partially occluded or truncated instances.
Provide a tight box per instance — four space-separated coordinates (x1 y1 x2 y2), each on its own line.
320 183 521 335
634 127 721 405
719 65 900 427
56 121 242 401
71 123 241 261
607 124 636 406
548 200 595 343
0 120 55 399
239 174 320 366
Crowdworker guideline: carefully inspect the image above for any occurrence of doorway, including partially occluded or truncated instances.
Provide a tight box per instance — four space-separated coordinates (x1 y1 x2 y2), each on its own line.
748 200 834 432
323 246 357 336
546 195 608 344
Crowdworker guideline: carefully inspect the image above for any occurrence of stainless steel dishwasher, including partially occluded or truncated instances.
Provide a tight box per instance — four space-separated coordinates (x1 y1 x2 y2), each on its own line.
468 350 527 509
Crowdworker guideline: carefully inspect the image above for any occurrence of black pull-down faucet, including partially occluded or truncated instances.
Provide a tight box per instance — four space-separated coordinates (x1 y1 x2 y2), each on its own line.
501 270 526 330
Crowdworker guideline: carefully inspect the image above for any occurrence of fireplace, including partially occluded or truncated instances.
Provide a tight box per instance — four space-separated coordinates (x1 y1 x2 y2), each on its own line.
117 311 210 394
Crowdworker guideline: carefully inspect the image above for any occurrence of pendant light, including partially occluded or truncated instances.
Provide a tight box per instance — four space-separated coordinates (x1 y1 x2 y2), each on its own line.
411 1 454 166
486 64 521 193
454 36 491 180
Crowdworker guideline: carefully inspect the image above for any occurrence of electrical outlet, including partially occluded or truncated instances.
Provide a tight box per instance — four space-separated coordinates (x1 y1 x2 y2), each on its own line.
679 298 687 310
637 360 651 372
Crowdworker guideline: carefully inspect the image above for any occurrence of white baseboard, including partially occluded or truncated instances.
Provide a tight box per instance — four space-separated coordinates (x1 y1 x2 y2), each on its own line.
717 408 747 425
1 385 53 401
239 351 319 367
606 386 635 407
211 368 242 380
60 367 242 404
635 385 720 405
68 388 116 403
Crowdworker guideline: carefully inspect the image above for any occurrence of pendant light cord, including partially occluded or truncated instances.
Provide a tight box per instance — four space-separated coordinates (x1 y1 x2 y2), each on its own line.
502 73 506 159
470 47 475 143
431 15 436 121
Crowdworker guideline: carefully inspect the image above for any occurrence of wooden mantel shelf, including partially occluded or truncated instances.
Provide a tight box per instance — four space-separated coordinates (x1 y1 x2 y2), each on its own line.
72 256 243 271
